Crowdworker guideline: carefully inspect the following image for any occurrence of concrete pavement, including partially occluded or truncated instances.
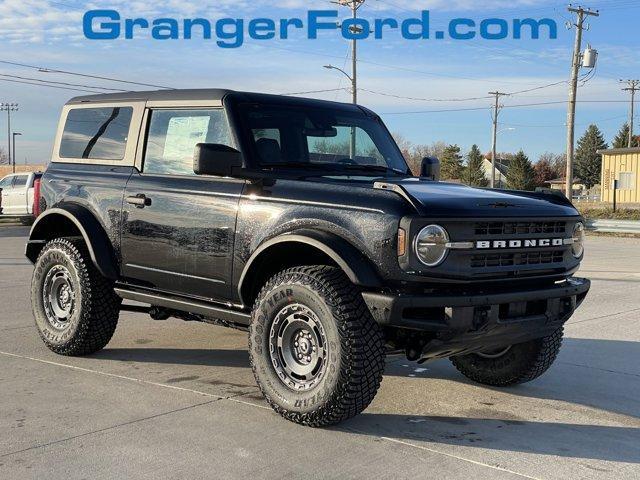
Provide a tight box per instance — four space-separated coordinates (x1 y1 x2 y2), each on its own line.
1 226 639 479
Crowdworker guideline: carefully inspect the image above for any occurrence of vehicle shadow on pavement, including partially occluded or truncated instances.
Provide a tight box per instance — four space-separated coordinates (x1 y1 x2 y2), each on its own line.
92 348 250 368
339 413 640 463
385 337 640 420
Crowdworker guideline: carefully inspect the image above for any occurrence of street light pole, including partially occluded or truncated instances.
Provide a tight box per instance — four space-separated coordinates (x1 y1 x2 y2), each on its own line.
0 103 18 169
12 132 22 173
324 64 358 158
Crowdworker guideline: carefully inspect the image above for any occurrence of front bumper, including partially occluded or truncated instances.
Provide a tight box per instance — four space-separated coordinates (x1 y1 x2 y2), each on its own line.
362 277 590 359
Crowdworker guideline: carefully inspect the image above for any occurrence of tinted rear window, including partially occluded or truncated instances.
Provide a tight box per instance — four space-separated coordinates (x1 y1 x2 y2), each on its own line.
60 107 133 160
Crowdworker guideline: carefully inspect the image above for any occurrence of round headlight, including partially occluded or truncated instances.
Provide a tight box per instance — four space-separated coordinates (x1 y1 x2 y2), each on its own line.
415 225 449 267
572 222 585 258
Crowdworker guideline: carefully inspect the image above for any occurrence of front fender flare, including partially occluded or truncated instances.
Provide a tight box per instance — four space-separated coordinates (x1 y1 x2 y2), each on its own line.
238 229 382 306
26 206 118 280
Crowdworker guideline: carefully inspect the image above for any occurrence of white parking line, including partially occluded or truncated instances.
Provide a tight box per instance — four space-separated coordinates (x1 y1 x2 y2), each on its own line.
0 350 223 399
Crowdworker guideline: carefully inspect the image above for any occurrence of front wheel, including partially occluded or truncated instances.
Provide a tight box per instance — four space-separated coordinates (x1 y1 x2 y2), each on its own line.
450 328 564 386
249 266 385 427
31 238 121 356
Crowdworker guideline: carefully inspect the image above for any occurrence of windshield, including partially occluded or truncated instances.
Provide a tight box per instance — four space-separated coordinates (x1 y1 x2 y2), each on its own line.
237 103 409 175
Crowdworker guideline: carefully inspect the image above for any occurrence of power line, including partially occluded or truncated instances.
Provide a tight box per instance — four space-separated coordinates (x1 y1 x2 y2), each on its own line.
359 87 491 102
382 100 629 115
0 73 128 92
502 114 630 128
0 77 106 94
0 60 174 90
279 88 348 96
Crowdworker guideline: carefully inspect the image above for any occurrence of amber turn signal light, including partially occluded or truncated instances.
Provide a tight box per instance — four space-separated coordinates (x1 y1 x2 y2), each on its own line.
397 228 407 257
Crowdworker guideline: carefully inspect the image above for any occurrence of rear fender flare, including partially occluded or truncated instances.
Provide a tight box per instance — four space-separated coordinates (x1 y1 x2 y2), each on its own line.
26 206 118 280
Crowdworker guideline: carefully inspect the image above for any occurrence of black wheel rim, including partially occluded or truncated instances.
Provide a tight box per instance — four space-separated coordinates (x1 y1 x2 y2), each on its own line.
42 265 76 330
268 303 328 391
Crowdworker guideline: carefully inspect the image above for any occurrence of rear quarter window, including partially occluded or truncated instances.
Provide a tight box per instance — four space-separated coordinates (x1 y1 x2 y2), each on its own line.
59 107 133 160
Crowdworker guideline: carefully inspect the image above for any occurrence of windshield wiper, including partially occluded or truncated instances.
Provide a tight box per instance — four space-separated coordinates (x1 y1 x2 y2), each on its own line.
261 162 342 171
260 162 409 176
339 164 409 175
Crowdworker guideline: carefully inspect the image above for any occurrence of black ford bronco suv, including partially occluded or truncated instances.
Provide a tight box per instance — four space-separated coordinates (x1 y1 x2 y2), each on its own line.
27 89 590 426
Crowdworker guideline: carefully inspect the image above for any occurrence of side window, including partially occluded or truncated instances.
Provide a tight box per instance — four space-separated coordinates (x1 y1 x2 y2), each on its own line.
12 175 29 187
618 172 636 190
60 107 133 160
144 109 232 175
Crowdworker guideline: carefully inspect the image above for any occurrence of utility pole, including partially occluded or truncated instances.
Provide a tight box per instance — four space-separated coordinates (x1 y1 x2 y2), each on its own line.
489 91 507 188
621 79 639 148
334 0 364 105
565 5 599 199
0 103 18 169
12 132 22 173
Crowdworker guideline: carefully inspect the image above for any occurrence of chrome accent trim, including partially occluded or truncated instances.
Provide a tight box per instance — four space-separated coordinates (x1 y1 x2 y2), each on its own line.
445 241 474 250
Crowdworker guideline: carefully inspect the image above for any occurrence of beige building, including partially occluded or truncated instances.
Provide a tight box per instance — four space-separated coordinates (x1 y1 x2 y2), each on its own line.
597 148 640 204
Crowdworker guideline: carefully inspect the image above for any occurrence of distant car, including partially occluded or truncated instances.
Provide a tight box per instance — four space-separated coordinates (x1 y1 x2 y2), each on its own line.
0 172 43 225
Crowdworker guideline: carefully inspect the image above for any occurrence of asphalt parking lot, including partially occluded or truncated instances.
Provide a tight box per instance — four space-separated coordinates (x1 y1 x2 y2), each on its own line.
0 224 638 479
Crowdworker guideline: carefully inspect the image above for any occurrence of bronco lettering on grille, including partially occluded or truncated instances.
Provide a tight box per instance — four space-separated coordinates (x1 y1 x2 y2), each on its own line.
476 238 565 249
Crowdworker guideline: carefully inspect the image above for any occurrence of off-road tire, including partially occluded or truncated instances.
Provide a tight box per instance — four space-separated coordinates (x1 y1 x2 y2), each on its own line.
450 328 564 386
249 266 385 427
31 238 121 356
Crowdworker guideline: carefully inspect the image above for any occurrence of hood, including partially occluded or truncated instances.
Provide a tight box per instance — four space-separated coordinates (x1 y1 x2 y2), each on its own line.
374 179 579 218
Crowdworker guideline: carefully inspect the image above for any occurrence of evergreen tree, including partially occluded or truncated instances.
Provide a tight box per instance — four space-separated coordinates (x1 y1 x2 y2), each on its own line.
575 124 607 189
466 144 488 187
612 123 640 148
440 144 464 181
506 150 536 191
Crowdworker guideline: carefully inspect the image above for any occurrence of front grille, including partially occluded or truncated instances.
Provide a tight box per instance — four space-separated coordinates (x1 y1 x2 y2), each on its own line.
474 221 566 236
471 250 565 268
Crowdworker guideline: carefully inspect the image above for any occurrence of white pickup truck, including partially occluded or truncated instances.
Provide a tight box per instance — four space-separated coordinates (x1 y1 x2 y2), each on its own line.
0 172 42 225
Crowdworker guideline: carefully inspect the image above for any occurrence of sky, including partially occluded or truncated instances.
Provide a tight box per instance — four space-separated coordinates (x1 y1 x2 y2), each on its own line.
0 0 638 164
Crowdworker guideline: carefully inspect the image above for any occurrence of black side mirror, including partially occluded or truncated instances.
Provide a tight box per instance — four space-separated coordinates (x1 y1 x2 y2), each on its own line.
421 157 440 181
193 143 242 177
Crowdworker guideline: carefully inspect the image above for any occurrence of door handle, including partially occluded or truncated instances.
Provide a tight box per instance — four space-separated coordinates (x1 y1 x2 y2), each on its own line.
126 194 152 208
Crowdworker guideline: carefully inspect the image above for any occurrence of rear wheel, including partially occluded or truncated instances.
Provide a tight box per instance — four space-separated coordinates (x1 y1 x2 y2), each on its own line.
31 238 121 356
249 266 385 427
450 328 564 386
